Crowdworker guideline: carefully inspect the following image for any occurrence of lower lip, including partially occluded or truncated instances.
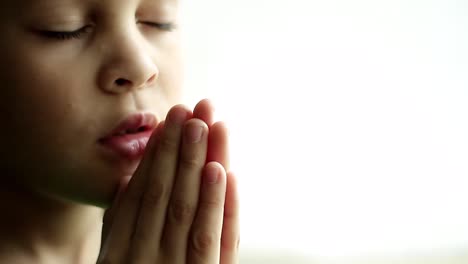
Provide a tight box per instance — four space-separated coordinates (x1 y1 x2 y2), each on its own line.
99 130 153 160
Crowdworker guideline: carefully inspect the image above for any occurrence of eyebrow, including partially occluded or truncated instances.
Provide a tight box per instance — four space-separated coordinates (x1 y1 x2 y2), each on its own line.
18 0 85 19
17 0 179 22
140 0 179 9
22 0 82 11
21 0 178 12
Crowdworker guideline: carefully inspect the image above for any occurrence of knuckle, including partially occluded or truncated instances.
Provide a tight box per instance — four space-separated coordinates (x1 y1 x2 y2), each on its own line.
222 234 240 251
169 199 196 224
141 181 168 209
159 134 178 151
180 153 202 170
131 225 151 245
201 197 223 211
191 230 217 255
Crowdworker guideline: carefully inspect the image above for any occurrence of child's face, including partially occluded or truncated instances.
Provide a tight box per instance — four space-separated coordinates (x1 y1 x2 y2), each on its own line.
0 0 182 207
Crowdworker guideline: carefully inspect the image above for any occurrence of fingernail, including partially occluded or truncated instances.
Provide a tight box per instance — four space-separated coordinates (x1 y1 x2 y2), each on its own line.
186 124 204 143
205 165 219 184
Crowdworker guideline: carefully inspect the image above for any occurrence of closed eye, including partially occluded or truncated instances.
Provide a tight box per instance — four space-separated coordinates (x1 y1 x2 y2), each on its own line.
38 26 92 41
141 22 176 31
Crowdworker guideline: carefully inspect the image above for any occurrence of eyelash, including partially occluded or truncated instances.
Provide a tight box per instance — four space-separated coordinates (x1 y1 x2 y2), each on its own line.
40 22 176 41
144 22 176 32
40 26 90 40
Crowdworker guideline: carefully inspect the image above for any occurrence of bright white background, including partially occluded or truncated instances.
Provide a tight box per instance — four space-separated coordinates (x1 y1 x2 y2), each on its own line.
179 0 468 259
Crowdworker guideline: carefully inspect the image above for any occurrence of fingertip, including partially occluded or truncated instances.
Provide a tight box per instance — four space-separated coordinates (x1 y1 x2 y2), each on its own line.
167 104 193 125
203 161 226 185
194 98 215 126
156 120 165 133
197 98 213 106
212 121 229 136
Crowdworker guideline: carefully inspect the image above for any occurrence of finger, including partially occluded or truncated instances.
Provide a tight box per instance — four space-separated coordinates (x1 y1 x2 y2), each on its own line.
101 175 130 245
100 117 165 243
207 121 230 170
193 98 215 126
98 121 165 263
129 105 192 261
188 162 227 264
161 118 209 261
220 171 240 264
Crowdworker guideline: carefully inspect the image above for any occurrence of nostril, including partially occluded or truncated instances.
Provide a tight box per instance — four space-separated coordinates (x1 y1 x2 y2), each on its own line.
147 74 156 84
115 78 129 86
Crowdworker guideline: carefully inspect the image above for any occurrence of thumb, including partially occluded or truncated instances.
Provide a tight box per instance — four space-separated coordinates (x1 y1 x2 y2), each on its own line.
102 176 131 242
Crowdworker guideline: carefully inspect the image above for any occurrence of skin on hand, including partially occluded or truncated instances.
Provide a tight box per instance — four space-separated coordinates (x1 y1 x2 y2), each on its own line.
99 101 240 264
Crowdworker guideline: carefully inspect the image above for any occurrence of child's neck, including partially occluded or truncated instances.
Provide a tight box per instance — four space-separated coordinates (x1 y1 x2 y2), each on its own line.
0 183 104 264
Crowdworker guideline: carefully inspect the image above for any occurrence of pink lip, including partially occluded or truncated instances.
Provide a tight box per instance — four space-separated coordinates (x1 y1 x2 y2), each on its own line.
99 113 157 160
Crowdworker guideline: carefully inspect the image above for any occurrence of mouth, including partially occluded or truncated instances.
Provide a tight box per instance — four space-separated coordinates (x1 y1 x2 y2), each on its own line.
99 113 157 160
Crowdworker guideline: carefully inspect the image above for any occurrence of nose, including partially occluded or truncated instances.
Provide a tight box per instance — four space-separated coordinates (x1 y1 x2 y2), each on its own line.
97 33 159 94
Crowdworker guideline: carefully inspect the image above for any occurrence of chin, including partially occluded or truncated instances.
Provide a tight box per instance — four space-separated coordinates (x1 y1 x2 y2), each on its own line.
39 152 143 208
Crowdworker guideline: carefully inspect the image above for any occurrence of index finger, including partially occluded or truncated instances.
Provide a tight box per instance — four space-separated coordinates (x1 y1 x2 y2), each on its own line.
207 121 230 171
193 99 229 170
98 120 165 262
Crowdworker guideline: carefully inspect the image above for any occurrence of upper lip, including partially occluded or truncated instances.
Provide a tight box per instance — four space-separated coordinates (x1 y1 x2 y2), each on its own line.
101 112 157 139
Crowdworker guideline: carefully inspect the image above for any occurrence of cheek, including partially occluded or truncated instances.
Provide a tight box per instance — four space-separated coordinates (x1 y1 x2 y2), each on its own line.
0 30 185 204
1 80 83 174
0 45 92 172
1 62 76 138
159 42 184 104
0 68 112 203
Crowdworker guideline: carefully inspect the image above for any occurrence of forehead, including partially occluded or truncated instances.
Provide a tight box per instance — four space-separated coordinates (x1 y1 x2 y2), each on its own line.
2 0 177 12
0 0 179 23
